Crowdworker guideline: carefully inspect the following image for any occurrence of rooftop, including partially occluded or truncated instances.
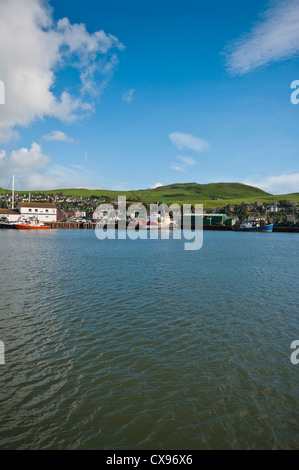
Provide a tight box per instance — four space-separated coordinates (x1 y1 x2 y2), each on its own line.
0 209 20 214
17 202 56 209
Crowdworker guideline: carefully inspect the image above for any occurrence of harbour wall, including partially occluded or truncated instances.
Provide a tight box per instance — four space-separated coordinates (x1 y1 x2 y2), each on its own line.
48 222 299 232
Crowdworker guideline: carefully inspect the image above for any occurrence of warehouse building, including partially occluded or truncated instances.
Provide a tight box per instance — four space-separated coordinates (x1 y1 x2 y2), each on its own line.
1 203 57 223
16 203 57 222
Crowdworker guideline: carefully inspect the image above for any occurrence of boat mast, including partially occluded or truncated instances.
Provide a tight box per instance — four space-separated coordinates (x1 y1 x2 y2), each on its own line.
12 174 14 210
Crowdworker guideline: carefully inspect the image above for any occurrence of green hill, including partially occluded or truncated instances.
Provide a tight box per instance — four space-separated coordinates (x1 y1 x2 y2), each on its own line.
142 182 270 200
1 182 299 209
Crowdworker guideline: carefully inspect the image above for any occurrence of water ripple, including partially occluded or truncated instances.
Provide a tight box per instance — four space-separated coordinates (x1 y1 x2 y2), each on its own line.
0 230 298 449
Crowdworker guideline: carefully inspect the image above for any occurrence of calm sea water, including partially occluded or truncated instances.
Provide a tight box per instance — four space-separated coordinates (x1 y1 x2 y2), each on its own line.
0 229 298 450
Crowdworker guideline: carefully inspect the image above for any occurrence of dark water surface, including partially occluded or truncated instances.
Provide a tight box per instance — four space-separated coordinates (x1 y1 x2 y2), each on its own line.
0 230 298 449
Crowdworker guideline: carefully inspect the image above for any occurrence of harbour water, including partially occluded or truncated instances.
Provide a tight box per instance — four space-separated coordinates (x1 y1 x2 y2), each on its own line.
0 230 298 449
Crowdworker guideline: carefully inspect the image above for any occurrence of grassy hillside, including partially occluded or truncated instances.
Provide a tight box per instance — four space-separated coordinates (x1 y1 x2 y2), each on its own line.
134 182 270 202
1 182 299 208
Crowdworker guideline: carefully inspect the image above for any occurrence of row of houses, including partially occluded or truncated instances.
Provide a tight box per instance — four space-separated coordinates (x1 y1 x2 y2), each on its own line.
226 202 299 213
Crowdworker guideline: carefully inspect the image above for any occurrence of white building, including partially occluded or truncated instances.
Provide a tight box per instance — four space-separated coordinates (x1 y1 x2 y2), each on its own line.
74 211 86 218
16 203 57 222
267 205 280 213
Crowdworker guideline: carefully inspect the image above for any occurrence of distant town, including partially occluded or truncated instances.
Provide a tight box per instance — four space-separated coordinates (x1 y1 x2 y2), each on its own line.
0 191 298 228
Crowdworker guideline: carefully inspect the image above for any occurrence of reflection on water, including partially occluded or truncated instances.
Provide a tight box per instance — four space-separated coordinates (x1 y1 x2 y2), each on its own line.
0 230 298 449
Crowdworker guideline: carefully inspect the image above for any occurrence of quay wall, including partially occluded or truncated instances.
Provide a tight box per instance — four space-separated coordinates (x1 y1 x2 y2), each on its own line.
48 221 299 232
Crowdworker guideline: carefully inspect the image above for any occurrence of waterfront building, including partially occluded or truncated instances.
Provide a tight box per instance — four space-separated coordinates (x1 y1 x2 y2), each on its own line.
16 203 57 222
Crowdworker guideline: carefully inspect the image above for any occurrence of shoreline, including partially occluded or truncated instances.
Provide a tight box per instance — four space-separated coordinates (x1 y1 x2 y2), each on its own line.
1 221 299 232
25 221 299 232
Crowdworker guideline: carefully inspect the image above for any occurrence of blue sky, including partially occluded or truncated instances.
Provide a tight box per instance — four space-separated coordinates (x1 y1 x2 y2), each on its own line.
0 0 299 193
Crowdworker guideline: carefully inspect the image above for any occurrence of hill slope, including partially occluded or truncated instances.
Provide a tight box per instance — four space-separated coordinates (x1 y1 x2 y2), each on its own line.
1 182 299 208
145 182 270 200
1 181 270 199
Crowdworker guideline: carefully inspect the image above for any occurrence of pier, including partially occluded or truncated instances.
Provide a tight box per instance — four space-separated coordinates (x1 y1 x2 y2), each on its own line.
48 221 299 232
50 221 98 229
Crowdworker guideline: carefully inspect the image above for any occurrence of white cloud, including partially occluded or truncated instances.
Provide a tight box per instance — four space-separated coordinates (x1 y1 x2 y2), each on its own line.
56 17 122 56
170 164 185 173
0 142 94 190
151 182 163 189
224 0 299 75
0 0 124 143
170 155 196 173
177 155 196 166
0 142 50 187
122 89 135 103
243 173 299 194
43 130 75 143
169 132 210 153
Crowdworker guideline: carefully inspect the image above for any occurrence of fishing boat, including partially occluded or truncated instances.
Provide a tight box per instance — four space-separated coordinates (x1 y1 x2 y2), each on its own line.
237 221 273 232
14 216 51 230
237 207 273 232
146 213 173 229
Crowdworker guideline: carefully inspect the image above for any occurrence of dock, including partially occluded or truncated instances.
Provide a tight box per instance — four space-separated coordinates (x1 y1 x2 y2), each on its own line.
48 221 299 232
50 221 98 229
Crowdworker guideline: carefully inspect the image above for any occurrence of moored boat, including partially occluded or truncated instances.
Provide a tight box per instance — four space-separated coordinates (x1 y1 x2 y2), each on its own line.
0 217 16 229
237 207 273 232
14 216 51 230
237 221 273 232
146 213 174 229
